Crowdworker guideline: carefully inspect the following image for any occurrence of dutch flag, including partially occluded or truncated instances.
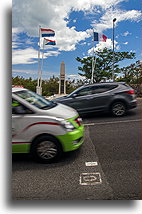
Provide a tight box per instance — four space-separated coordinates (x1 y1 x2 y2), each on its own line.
41 28 55 37
44 38 56 46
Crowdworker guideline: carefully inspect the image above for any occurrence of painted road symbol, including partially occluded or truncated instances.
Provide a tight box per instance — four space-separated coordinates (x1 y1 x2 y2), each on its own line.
85 162 98 166
83 175 97 182
80 173 102 185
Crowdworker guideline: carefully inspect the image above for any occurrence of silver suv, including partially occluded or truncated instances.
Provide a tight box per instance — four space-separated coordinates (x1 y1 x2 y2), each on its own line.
54 82 137 117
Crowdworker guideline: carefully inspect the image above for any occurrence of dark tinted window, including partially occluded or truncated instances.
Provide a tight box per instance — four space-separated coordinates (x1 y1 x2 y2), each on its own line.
72 84 118 97
91 84 118 94
76 87 92 96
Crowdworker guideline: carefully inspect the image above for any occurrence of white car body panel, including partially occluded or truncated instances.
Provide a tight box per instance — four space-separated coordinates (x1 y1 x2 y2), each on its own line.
12 88 78 143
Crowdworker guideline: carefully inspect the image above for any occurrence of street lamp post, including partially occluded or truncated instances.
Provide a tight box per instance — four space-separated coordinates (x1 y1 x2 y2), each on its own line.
112 18 116 82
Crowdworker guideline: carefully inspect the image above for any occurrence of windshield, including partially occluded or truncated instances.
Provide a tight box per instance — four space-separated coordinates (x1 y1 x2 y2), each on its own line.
14 90 57 109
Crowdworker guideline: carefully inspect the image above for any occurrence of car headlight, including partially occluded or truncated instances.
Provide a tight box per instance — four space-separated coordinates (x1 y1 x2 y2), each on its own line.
60 120 75 132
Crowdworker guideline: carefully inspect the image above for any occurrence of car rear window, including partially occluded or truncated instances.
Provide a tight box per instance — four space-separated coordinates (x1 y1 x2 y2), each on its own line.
91 84 118 94
119 82 130 87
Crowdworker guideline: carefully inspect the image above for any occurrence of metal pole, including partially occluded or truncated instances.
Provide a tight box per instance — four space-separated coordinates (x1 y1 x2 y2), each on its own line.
40 39 45 87
91 29 95 83
37 25 41 93
112 18 116 82
39 39 45 89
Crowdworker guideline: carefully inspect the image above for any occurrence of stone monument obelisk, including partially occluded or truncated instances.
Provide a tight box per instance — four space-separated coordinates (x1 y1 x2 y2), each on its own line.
59 61 66 95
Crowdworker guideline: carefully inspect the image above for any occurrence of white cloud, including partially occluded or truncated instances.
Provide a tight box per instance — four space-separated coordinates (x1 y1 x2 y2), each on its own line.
12 69 37 75
13 0 141 48
67 74 85 80
44 50 60 57
12 47 60 65
12 0 91 52
12 28 24 48
122 31 132 37
123 41 128 45
88 38 119 55
56 27 90 51
92 9 141 33
12 47 38 64
12 69 59 78
12 27 22 41
80 42 87 45
12 0 141 65
12 42 20 49
67 74 78 78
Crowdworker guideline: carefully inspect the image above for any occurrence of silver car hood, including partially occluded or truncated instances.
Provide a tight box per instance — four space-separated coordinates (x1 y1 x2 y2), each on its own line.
42 103 78 119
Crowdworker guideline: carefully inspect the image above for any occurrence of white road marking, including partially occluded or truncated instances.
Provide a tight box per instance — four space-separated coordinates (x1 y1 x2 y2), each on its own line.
83 119 142 126
85 162 98 166
80 172 102 185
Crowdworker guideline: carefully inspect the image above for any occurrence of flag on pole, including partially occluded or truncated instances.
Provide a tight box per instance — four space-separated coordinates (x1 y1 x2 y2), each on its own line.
44 38 56 45
100 34 107 42
41 28 55 37
93 32 99 41
93 32 107 42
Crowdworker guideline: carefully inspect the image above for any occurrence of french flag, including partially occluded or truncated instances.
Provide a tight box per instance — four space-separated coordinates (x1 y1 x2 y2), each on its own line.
93 32 107 42
41 28 55 37
100 34 107 42
44 38 56 45
94 32 99 41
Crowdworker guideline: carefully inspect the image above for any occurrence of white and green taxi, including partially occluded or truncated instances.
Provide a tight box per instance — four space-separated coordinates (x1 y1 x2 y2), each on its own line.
12 87 84 163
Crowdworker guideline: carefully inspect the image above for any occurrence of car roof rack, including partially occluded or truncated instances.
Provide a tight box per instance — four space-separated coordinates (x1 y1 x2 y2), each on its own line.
85 81 119 85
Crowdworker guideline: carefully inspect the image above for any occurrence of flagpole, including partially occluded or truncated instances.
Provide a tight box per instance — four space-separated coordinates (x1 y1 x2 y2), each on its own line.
39 39 45 89
94 56 96 77
91 29 95 84
37 25 41 94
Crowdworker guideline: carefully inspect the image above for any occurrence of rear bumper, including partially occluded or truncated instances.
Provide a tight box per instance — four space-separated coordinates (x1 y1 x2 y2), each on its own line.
128 99 137 109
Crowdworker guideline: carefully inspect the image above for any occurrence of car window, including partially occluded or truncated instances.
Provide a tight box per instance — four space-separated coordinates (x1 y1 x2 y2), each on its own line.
13 90 57 109
91 85 118 94
76 87 92 97
12 99 33 114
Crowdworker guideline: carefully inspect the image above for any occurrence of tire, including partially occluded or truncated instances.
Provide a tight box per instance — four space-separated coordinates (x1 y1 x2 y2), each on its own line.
111 102 126 117
31 135 62 163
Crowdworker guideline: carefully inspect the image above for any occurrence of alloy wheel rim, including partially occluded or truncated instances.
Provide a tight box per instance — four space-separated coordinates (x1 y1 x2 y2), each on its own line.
37 141 57 160
113 104 125 116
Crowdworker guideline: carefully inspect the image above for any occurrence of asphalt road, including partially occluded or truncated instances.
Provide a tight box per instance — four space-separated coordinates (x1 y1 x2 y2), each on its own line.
12 99 141 200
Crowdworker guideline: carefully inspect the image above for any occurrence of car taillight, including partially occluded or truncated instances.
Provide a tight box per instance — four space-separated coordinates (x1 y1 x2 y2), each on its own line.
125 90 135 94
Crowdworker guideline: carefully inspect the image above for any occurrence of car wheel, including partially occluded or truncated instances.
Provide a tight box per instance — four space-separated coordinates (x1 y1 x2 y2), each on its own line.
31 135 62 163
111 102 126 117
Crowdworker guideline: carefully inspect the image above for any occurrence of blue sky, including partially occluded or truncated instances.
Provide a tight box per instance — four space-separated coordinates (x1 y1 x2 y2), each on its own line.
12 0 141 81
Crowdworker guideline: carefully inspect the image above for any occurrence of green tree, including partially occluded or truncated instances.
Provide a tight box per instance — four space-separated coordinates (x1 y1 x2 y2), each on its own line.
12 75 86 95
117 60 142 96
76 48 135 82
12 76 37 92
42 76 59 96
